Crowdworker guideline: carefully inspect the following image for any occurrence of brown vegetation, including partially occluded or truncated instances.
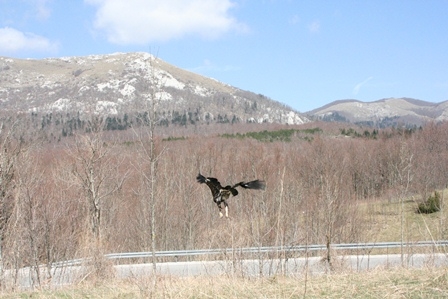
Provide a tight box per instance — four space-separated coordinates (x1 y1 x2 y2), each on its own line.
4 267 448 298
0 114 448 291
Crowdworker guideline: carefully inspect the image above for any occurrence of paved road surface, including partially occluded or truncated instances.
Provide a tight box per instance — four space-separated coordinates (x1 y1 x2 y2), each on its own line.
8 253 448 289
114 253 448 278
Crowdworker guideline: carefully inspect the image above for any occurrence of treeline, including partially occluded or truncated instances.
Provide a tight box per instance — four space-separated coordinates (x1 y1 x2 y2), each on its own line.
220 127 323 142
317 111 417 128
0 117 447 288
30 109 245 142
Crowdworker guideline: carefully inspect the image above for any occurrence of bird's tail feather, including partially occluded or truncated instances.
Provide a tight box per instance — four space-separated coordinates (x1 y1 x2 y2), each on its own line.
238 180 266 190
196 173 206 184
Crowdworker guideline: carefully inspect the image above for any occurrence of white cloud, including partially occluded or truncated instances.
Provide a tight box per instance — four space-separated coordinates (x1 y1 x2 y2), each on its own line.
32 0 52 20
353 76 373 95
308 20 320 33
85 0 247 45
0 27 58 53
289 14 300 25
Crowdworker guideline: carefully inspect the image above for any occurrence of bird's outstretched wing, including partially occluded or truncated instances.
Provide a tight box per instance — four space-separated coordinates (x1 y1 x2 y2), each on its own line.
234 179 266 190
197 173 222 200
198 173 266 201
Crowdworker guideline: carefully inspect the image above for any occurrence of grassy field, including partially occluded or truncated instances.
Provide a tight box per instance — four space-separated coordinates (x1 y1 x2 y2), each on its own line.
2 267 447 298
360 191 446 243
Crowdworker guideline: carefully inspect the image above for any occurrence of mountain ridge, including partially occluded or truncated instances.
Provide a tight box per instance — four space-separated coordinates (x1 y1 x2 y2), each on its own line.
3 52 447 129
307 97 448 126
0 52 307 125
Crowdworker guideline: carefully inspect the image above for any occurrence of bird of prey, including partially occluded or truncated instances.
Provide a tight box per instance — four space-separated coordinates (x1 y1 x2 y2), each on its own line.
197 173 266 218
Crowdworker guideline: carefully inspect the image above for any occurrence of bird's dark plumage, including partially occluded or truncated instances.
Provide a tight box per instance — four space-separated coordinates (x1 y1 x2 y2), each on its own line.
197 173 266 217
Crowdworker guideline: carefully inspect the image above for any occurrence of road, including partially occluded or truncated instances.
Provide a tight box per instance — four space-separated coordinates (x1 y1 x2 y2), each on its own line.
19 252 444 288
7 241 448 289
113 253 448 278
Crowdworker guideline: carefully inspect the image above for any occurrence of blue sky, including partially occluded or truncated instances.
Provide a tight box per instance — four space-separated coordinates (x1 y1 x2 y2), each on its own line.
1 0 447 112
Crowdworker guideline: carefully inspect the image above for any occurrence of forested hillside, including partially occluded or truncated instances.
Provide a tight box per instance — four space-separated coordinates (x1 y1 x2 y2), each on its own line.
0 112 447 287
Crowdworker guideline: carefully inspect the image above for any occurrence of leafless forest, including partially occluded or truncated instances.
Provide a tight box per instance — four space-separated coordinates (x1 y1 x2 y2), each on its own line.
0 112 448 287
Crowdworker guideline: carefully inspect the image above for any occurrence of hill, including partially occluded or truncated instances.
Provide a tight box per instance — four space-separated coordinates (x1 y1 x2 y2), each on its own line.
307 97 448 127
0 52 307 127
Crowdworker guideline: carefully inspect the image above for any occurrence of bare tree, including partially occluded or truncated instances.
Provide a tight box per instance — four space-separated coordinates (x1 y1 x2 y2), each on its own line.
10 148 48 288
131 53 166 294
300 137 353 270
66 116 126 271
0 121 25 287
393 139 413 266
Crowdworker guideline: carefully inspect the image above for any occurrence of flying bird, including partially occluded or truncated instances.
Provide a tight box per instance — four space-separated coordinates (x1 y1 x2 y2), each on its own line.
197 173 266 218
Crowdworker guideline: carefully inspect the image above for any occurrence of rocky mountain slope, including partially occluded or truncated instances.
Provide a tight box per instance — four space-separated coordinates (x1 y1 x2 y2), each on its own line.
308 98 448 127
0 52 307 126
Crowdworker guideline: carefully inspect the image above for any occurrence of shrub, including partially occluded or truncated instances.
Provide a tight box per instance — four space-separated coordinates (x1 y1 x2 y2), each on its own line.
417 191 441 214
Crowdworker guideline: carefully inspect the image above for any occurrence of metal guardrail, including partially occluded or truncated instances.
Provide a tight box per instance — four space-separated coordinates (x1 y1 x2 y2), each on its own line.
53 240 448 267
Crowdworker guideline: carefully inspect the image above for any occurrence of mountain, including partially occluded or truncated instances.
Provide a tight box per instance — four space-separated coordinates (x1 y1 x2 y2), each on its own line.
308 98 448 127
0 52 307 126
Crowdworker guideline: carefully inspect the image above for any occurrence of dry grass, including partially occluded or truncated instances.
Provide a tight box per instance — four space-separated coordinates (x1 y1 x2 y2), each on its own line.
360 191 447 243
2 267 447 298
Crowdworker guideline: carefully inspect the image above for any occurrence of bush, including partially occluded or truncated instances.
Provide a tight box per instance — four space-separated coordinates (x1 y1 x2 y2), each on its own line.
417 191 441 214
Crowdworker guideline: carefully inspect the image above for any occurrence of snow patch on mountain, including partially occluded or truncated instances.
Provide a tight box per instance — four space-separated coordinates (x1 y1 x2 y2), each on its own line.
120 84 135 97
96 101 118 115
97 80 120 92
155 91 172 101
194 85 210 97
